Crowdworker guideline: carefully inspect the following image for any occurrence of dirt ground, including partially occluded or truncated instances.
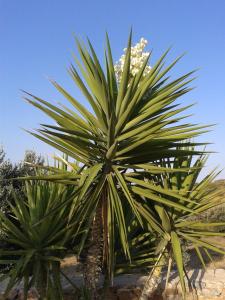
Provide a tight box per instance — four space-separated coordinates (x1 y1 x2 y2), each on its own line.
61 237 225 277
59 236 225 299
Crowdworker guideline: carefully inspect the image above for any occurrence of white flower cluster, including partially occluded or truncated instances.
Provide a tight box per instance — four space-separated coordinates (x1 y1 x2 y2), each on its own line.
114 38 151 82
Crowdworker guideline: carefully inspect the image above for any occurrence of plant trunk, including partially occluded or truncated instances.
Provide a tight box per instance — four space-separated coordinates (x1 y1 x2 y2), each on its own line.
83 196 104 299
37 265 48 299
139 251 166 300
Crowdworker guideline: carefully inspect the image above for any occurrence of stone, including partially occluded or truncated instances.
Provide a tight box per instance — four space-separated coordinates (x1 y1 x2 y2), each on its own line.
117 288 141 300
1 269 225 299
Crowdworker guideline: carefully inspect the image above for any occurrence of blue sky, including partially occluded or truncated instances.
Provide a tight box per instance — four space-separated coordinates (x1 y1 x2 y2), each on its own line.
1 0 225 178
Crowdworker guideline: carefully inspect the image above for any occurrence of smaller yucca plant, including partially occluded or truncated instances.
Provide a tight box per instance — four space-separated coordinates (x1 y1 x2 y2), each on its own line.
0 179 80 299
129 149 225 299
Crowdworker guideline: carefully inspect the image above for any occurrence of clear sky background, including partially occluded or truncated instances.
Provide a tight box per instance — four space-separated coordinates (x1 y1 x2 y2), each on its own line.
0 0 225 178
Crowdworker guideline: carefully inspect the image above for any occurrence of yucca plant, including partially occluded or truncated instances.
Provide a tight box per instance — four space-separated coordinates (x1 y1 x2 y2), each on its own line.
0 179 81 299
128 150 225 299
24 32 209 298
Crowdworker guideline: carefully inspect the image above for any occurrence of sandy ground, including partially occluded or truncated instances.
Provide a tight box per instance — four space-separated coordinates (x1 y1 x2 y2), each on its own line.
0 237 224 299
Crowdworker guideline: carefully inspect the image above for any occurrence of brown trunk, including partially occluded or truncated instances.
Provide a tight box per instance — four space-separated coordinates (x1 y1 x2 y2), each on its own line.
36 265 48 299
83 194 105 300
139 251 166 300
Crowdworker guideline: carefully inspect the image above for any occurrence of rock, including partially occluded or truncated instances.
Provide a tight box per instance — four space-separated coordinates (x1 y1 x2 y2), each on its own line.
117 288 141 300
148 294 164 300
1 269 225 299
